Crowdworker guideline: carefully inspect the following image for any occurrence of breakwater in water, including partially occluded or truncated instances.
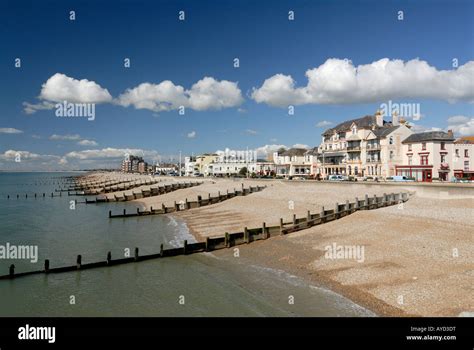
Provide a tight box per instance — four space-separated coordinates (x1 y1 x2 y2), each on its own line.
0 191 409 280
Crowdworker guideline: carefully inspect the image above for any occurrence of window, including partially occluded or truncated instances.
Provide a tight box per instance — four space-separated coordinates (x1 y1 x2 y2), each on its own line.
390 150 394 159
465 149 469 157
455 149 460 157
422 142 426 150
465 161 470 171
441 154 446 163
408 155 412 165
352 126 357 135
441 142 446 150
389 136 394 145
420 155 428 165
408 144 412 151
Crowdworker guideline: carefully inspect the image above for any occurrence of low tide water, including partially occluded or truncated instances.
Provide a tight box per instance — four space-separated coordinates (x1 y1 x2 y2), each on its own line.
0 172 374 316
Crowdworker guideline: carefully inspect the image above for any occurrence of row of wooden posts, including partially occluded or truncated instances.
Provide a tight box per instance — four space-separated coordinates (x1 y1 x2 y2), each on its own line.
108 184 267 218
84 181 203 204
0 191 409 280
6 192 63 199
65 179 165 196
60 177 158 192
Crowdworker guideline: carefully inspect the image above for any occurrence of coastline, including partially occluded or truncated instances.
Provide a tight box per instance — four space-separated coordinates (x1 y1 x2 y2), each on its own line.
90 173 474 316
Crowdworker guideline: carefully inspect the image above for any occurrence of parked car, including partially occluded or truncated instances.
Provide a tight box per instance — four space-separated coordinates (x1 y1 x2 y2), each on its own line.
391 175 415 182
328 175 345 181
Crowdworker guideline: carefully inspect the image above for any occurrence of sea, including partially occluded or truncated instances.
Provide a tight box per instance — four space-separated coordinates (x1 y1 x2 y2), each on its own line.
0 172 374 316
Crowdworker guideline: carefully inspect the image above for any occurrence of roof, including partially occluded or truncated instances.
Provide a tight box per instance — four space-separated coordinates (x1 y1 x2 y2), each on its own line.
402 131 455 143
454 136 474 144
305 147 319 156
280 148 308 157
373 125 400 138
322 114 392 136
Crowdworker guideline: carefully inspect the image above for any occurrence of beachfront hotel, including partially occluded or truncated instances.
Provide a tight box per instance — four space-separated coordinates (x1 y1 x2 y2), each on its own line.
317 110 413 178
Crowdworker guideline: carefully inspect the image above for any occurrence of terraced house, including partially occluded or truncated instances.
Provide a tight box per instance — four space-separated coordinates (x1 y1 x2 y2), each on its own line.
396 132 474 181
318 111 413 178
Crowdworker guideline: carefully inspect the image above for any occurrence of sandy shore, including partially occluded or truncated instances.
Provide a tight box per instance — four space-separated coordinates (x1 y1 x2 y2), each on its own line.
78 173 474 316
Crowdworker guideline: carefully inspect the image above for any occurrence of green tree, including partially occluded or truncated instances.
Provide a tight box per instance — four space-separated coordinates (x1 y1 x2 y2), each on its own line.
239 167 248 176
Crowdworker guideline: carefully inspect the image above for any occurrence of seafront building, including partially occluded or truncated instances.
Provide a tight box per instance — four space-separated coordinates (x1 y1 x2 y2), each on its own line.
176 111 473 182
396 131 474 181
317 111 413 178
273 148 317 177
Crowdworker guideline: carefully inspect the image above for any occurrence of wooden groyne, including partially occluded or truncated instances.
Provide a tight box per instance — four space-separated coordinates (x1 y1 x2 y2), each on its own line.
83 181 203 204
5 192 64 199
59 178 156 192
0 192 409 280
66 180 166 196
108 184 267 218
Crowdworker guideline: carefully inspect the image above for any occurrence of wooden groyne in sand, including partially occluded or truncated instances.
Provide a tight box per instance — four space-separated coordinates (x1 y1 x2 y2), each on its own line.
108 184 267 217
83 181 203 204
0 191 409 280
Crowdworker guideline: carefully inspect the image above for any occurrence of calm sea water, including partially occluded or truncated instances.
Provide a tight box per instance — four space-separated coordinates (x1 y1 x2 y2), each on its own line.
0 172 374 316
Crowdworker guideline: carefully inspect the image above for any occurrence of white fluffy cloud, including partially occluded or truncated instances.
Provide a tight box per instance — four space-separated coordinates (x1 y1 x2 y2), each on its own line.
447 115 474 136
252 58 474 107
245 129 258 135
187 131 196 138
117 77 243 112
0 128 23 134
255 144 287 158
77 139 98 146
24 73 112 114
0 150 60 162
39 73 113 104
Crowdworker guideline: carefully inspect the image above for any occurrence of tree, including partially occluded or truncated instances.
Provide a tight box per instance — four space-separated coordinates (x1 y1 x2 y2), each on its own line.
239 167 248 176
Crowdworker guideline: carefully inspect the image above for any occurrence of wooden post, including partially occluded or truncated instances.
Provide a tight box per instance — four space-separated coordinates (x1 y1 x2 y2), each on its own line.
355 197 359 210
335 202 339 218
162 203 166 213
183 240 188 255
217 191 221 202
106 252 111 265
244 227 249 243
150 206 153 213
44 259 50 273
225 232 230 248
307 210 311 227
262 222 268 239
9 264 14 278
160 244 164 256
280 218 284 235
364 194 369 208
320 206 325 222
77 255 82 269
134 247 139 261
137 207 140 215
292 214 296 226
205 237 210 252
373 194 378 208
197 195 202 207
123 209 126 216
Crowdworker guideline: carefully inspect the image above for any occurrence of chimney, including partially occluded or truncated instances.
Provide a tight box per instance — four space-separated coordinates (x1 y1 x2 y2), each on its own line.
392 111 399 126
447 129 453 138
375 109 383 127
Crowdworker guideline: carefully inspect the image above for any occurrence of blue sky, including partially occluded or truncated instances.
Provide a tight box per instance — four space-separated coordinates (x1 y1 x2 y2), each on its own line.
0 0 473 170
